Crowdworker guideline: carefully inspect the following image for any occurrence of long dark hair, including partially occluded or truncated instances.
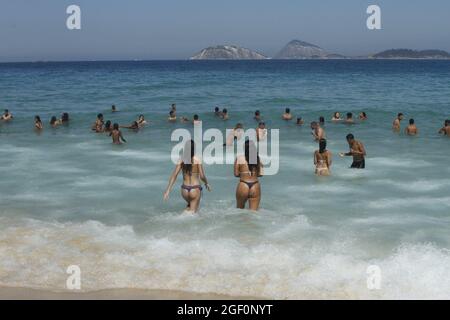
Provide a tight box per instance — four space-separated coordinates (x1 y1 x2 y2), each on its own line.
319 139 327 153
245 140 261 174
181 140 195 175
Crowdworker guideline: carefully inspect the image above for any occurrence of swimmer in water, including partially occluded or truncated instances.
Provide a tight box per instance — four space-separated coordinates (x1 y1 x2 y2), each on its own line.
221 108 229 120
226 123 244 146
345 112 355 124
234 140 263 211
214 107 222 117
168 110 177 122
331 112 342 122
438 120 450 136
180 116 190 123
1 109 13 121
339 133 367 169
319 116 325 126
405 118 418 136
34 116 43 130
256 122 267 141
111 105 118 113
311 121 325 141
314 138 332 176
393 113 404 132
50 116 62 127
137 115 147 127
92 113 104 132
254 110 262 122
171 104 177 115
282 108 293 120
163 140 211 213
359 112 368 121
193 114 202 125
104 120 112 133
110 123 127 144
61 112 69 124
121 121 140 130
296 117 304 125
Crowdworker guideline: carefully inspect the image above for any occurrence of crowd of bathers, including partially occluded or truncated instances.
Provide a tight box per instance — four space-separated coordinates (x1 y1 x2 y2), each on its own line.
1 105 449 213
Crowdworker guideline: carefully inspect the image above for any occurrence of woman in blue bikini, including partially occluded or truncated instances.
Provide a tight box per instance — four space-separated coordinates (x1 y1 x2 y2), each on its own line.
234 140 263 211
163 140 211 213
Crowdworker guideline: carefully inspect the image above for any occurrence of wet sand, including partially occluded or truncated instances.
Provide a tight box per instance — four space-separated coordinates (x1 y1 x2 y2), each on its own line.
0 286 260 300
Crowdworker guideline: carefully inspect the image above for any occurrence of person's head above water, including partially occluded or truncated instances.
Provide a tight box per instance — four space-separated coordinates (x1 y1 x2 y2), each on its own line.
347 112 353 119
214 107 219 112
4 109 9 114
310 121 318 129
138 114 145 120
35 115 41 122
446 119 450 126
193 114 199 121
346 133 355 142
334 112 340 118
169 110 175 116
50 116 57 124
112 105 116 111
285 108 290 114
258 121 265 128
319 116 325 123
255 110 260 116
61 113 69 122
97 113 103 120
398 113 404 119
296 117 303 124
409 118 415 125
319 138 327 153
222 108 228 114
113 123 119 130
171 104 176 110
105 120 111 128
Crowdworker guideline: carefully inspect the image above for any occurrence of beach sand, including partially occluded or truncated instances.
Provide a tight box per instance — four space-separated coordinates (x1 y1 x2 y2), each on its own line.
0 287 259 300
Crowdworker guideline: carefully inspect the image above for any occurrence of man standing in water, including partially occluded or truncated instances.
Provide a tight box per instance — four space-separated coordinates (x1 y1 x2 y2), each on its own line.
339 134 366 169
392 113 404 131
1 109 13 121
405 119 418 135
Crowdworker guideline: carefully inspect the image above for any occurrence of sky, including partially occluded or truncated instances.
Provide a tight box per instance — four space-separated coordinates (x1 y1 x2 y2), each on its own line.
0 0 449 62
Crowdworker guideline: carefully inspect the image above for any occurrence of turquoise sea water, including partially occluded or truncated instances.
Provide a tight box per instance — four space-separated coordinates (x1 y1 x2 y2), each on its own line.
0 60 449 298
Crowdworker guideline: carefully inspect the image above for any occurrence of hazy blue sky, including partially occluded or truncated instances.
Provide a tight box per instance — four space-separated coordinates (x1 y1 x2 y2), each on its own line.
0 0 449 61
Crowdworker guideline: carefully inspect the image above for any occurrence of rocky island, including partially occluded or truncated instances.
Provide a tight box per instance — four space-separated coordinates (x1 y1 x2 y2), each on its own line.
190 45 266 60
372 49 450 59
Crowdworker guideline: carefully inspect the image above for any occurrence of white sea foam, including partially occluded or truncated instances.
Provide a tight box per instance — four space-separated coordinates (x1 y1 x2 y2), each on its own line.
1 218 449 299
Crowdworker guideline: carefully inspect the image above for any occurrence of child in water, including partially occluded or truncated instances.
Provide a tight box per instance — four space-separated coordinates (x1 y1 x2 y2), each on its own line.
110 123 127 144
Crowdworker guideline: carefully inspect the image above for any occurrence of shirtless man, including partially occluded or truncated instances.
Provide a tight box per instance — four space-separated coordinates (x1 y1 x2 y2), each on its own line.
282 108 293 120
257 122 267 141
311 121 325 141
339 134 367 169
214 107 222 117
393 113 404 131
110 123 127 144
296 117 304 125
1 109 13 121
438 120 450 136
405 119 418 135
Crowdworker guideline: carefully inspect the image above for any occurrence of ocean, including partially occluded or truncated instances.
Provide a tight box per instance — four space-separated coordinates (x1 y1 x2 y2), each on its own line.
0 60 449 299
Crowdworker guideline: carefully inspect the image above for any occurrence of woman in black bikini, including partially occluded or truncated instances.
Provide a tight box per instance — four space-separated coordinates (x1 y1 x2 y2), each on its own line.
234 140 263 211
163 140 211 213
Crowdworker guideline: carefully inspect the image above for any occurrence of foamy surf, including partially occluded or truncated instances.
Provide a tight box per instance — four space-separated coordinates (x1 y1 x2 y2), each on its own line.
1 218 450 299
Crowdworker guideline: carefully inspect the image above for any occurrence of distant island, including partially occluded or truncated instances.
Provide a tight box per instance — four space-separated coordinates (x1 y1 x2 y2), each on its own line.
190 45 266 60
371 49 450 59
275 40 345 59
190 40 450 60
